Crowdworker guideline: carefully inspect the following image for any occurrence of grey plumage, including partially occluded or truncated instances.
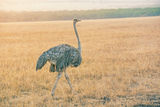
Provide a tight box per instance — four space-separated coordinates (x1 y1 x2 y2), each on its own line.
36 18 82 96
36 44 82 72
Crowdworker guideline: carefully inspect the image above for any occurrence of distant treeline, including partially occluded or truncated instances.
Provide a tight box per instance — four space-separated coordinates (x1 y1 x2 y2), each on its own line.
0 7 160 22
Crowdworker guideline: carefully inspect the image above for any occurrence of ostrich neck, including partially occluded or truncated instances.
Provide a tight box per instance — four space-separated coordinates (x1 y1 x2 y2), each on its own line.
73 22 81 54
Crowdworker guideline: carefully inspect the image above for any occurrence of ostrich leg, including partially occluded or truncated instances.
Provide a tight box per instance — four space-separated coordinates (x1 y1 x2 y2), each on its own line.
64 69 73 91
51 71 62 96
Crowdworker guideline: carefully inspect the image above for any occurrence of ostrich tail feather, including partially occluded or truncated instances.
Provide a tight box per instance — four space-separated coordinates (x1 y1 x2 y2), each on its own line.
36 52 48 71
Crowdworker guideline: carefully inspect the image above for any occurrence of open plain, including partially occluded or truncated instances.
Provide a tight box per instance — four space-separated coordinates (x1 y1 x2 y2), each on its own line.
0 16 160 106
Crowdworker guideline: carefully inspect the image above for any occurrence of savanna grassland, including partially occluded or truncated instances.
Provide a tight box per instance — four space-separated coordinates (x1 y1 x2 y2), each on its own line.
0 16 160 106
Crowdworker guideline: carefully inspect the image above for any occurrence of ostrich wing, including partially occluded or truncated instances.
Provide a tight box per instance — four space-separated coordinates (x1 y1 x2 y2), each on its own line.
36 44 73 71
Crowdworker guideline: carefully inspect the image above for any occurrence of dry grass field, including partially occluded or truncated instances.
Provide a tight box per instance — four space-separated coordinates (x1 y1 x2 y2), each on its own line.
0 16 160 106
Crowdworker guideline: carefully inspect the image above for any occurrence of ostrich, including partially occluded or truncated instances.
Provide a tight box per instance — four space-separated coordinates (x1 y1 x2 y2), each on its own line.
36 18 82 96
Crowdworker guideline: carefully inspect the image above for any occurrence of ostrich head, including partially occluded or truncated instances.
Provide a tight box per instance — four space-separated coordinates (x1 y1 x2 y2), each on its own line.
73 18 81 24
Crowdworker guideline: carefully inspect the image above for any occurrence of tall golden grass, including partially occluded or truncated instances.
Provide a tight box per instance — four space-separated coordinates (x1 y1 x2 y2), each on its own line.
0 16 160 106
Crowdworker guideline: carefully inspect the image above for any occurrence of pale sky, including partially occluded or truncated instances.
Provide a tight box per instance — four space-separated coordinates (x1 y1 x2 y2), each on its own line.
0 0 160 11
